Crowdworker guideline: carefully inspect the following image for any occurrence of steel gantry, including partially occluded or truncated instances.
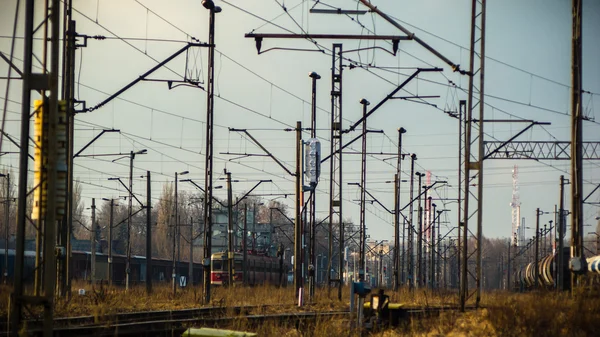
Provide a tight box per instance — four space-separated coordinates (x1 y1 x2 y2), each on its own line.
244 1 466 300
459 0 486 311
245 32 415 301
329 43 344 300
11 0 63 335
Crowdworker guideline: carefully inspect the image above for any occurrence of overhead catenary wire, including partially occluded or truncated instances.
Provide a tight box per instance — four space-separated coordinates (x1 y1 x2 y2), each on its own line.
4 1 598 240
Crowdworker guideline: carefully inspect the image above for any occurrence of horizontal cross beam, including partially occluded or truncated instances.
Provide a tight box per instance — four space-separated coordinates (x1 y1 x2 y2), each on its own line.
245 33 411 40
483 141 600 160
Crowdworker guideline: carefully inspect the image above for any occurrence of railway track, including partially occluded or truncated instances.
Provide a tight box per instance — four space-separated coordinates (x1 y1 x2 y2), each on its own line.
6 310 350 337
0 304 289 335
1 304 480 336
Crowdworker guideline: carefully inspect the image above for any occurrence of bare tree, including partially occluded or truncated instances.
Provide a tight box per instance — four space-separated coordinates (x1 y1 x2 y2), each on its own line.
154 183 174 259
70 181 87 239
0 169 17 248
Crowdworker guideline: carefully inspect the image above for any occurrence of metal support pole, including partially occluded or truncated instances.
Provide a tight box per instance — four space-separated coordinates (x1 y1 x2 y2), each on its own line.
126 151 134 290
44 0 61 330
308 71 320 299
91 198 96 285
507 240 511 290
408 154 416 290
394 127 406 291
3 173 9 284
358 99 370 282
535 208 540 289
327 43 343 300
173 171 179 295
416 172 424 288
461 0 486 311
394 173 399 289
243 204 247 285
295 121 303 300
64 15 76 300
189 217 193 287
570 0 585 288
226 169 234 286
177 217 181 278
253 203 257 251
108 199 114 285
431 204 436 289
457 100 465 296
558 175 565 291
11 0 35 331
202 1 219 305
475 0 487 307
544 224 547 256
146 171 152 294
437 212 442 289
401 216 406 284
379 250 383 287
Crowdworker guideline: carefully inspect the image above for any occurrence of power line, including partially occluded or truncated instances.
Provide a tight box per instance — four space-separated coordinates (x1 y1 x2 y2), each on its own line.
378 6 599 96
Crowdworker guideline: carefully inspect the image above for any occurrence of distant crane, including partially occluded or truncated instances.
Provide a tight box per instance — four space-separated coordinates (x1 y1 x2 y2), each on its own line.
510 165 522 247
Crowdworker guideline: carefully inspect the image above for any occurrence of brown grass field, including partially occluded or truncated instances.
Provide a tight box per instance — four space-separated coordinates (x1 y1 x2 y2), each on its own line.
1 283 600 336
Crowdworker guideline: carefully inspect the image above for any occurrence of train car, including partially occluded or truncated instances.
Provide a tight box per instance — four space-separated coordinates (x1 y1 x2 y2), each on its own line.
210 251 289 287
70 251 204 286
0 249 204 286
513 248 574 291
0 249 36 283
588 255 600 274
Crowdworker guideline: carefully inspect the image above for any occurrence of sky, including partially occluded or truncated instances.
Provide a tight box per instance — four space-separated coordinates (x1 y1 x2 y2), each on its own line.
0 0 599 244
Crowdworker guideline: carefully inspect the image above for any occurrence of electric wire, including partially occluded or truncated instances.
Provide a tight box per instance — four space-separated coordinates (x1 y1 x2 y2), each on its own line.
0 0 20 160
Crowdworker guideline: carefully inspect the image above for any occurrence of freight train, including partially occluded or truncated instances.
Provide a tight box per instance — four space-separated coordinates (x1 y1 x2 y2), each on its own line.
513 248 600 291
210 251 289 286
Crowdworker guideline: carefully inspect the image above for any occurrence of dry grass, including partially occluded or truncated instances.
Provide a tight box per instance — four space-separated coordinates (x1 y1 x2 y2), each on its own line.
0 284 9 316
370 288 600 337
2 284 600 336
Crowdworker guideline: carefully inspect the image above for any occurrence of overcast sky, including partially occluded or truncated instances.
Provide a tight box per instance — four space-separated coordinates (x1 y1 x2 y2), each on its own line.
1 0 599 243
